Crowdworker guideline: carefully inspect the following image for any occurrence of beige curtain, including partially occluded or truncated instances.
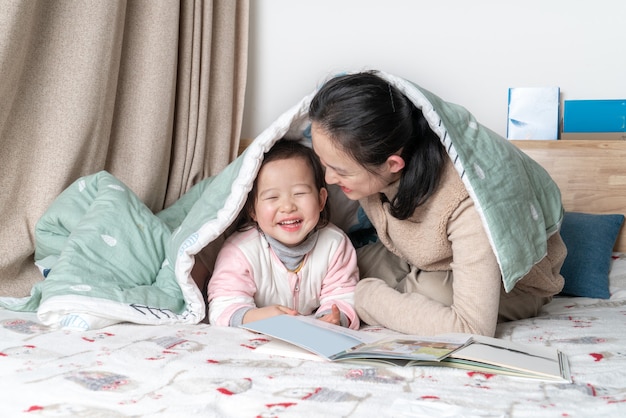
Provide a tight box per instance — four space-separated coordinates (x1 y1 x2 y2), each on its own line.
0 0 249 297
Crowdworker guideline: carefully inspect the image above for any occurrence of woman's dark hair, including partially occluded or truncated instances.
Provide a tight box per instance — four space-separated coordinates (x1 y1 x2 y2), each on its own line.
236 139 331 231
308 71 446 220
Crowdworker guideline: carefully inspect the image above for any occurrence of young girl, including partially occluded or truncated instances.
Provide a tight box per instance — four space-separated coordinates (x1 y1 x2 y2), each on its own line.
308 71 566 337
207 140 360 329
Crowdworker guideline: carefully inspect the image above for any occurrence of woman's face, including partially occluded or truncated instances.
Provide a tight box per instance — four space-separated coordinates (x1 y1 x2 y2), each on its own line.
251 156 327 247
311 122 401 201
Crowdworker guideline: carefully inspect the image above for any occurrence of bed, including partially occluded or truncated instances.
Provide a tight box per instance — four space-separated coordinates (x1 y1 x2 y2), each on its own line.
0 139 624 417
3 66 626 417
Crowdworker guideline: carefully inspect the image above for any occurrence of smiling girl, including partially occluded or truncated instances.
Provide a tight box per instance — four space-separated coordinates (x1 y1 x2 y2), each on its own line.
207 140 360 329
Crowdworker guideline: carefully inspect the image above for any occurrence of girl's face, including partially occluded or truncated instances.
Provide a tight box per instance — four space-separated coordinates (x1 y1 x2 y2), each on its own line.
251 156 327 247
311 123 402 201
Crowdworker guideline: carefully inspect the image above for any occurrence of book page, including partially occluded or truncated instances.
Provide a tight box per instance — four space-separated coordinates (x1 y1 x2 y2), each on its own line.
241 314 377 359
449 335 568 381
341 335 469 361
242 315 470 362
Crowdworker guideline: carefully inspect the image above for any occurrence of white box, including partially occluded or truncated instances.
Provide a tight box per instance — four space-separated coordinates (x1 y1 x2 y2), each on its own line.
507 87 560 140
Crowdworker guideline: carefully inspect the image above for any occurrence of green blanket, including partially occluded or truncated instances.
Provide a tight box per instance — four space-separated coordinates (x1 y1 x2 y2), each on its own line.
386 73 563 290
0 71 562 330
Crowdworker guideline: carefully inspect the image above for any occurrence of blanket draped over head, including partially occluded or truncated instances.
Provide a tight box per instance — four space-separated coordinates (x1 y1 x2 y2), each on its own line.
0 71 562 330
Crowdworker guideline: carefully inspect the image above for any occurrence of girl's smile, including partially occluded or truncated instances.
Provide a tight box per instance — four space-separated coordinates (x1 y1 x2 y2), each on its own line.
251 157 327 247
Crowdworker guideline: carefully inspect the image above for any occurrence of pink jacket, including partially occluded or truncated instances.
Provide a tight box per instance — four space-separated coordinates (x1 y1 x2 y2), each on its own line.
208 223 360 329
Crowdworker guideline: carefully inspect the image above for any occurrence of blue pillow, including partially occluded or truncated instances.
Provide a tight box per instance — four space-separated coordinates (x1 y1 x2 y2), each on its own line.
559 212 625 299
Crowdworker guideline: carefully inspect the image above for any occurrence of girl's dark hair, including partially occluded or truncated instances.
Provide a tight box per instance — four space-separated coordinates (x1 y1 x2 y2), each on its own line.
236 139 330 231
308 71 446 220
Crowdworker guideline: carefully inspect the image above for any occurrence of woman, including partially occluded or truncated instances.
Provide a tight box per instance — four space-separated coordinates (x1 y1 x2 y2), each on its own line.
308 71 566 337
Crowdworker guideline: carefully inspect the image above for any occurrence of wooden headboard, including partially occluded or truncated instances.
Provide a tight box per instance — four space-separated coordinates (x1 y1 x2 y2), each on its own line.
511 140 626 252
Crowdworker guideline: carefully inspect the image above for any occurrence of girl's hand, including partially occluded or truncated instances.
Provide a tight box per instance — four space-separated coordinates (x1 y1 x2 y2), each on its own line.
242 305 298 324
318 304 341 326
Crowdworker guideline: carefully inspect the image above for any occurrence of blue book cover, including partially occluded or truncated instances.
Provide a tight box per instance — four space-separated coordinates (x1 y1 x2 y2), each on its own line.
563 99 626 133
241 315 468 361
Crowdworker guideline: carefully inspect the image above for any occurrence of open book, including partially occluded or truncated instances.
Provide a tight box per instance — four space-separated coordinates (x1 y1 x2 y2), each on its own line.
241 315 571 383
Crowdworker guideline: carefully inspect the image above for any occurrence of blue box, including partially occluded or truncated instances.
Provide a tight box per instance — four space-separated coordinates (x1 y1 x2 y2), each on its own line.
563 99 626 133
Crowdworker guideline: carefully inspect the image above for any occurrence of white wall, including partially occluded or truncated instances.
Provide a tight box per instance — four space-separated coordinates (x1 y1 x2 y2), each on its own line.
241 0 626 139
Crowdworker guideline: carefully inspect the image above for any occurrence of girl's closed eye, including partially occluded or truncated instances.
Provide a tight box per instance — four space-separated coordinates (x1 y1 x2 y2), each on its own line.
292 185 313 196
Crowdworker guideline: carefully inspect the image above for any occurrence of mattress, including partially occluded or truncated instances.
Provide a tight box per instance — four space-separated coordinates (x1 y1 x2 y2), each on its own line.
2 254 625 417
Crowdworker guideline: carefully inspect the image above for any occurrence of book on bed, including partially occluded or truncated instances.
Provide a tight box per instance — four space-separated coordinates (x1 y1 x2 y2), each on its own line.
241 315 572 383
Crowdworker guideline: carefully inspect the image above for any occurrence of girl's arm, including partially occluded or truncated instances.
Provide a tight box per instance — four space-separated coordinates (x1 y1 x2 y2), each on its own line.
317 229 361 329
242 305 298 324
208 238 299 326
316 304 342 326
207 242 258 326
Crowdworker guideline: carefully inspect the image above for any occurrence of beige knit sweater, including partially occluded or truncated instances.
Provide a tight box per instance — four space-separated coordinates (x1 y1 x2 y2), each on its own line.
355 159 566 336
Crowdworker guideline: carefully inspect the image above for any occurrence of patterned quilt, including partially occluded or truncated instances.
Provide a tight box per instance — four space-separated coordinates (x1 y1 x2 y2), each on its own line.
2 255 625 417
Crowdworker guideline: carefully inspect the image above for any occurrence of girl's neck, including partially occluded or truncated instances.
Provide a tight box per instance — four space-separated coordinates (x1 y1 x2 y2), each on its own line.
262 230 319 271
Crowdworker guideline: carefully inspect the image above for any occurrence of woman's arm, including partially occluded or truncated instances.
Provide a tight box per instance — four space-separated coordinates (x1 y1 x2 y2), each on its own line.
355 200 502 336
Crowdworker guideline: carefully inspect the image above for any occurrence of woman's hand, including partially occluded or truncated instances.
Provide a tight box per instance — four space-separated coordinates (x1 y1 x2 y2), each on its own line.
242 305 298 324
318 304 341 326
